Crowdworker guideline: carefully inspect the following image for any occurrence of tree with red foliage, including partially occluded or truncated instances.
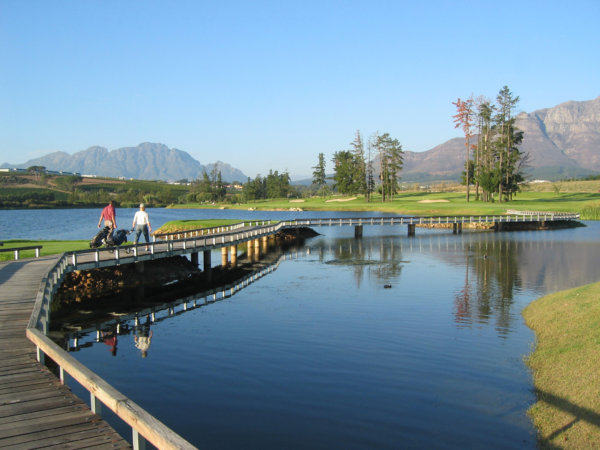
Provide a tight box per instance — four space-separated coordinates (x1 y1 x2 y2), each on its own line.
453 97 475 202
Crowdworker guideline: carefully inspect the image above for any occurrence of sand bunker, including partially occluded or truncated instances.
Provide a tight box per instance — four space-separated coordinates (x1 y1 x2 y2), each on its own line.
289 199 305 203
326 197 357 203
418 199 450 203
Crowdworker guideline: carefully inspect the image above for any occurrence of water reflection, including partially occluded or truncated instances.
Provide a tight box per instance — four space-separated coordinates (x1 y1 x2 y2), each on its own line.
55 251 295 352
306 230 600 336
51 227 600 449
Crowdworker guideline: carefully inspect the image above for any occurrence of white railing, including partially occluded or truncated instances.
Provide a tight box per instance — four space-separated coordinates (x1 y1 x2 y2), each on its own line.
26 254 197 450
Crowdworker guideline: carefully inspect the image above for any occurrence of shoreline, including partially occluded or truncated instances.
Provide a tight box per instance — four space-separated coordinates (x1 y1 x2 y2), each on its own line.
523 281 600 447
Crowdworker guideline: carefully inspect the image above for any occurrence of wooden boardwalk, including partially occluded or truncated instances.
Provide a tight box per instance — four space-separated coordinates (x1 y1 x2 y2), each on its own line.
0 257 130 449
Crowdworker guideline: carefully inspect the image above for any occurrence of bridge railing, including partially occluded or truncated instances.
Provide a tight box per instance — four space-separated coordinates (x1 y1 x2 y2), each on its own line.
26 253 197 450
153 220 275 241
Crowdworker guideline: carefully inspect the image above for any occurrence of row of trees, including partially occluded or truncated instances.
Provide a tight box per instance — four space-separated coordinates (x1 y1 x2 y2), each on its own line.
243 170 292 201
453 86 525 203
188 168 227 203
313 131 404 202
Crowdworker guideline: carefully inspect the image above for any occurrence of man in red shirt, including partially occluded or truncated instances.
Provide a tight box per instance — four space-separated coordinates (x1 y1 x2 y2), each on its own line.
97 200 117 230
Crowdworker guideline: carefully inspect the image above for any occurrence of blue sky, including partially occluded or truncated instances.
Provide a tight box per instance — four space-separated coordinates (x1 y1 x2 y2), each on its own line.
1 0 598 179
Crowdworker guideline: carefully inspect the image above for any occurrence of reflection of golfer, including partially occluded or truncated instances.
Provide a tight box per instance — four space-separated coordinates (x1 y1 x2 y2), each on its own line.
101 330 118 357
134 322 153 358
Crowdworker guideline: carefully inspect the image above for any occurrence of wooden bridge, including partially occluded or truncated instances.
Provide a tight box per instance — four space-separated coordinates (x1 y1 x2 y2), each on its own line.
0 212 580 448
0 256 132 449
60 212 580 272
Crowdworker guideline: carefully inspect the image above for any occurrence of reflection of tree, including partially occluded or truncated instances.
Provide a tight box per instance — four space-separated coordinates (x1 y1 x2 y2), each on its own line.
454 239 522 336
311 237 405 288
454 253 471 325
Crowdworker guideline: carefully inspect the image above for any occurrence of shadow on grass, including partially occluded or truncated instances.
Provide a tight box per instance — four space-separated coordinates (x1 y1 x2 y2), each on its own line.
535 388 600 448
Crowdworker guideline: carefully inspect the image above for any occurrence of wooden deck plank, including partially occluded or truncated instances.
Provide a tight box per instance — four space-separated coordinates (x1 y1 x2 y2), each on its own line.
0 403 88 425
0 395 82 419
0 380 55 396
0 371 55 388
0 257 130 448
0 422 128 449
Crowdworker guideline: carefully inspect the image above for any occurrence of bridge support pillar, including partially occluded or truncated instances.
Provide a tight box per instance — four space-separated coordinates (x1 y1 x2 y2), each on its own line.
203 250 212 281
407 224 416 236
253 239 261 261
355 225 363 239
261 236 269 253
453 223 462 234
190 251 199 266
247 241 254 261
221 247 228 267
230 245 238 268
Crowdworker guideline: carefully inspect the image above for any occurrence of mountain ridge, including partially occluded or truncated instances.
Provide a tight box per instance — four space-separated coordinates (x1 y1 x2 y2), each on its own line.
1 142 248 183
3 96 599 183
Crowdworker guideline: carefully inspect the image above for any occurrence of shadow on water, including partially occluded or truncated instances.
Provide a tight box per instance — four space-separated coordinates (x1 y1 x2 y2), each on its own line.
49 247 303 351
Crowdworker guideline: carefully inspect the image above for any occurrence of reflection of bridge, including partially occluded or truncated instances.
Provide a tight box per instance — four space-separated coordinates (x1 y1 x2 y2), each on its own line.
62 251 296 351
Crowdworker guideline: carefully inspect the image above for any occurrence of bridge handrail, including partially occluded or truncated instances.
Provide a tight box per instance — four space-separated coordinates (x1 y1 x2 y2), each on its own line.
26 253 197 450
153 220 274 240
0 244 43 259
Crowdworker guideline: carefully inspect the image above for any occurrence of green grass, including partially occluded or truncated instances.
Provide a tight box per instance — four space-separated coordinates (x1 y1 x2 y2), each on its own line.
172 191 600 218
0 240 90 260
523 282 600 448
154 219 246 234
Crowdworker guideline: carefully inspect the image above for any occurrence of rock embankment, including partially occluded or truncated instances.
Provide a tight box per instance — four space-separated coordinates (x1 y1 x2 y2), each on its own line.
54 256 202 308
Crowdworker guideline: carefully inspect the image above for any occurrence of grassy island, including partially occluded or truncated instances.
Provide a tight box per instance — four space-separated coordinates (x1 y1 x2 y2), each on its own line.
523 282 600 448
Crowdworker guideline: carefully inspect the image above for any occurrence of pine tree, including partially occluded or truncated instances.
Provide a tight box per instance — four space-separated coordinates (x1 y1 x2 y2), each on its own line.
312 153 327 194
349 131 367 196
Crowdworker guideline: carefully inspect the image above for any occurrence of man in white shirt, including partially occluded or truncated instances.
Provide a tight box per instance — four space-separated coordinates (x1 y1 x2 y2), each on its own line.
132 203 152 250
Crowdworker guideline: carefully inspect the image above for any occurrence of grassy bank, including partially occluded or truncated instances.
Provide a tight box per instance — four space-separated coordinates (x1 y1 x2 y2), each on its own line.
523 282 600 448
0 240 89 261
172 191 600 219
153 219 242 235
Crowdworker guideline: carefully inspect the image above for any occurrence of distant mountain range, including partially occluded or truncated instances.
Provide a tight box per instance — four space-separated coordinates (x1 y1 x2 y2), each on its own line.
400 96 600 182
3 97 599 183
1 142 248 183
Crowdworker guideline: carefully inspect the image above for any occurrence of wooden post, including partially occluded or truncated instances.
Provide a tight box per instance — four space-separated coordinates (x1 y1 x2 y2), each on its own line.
253 239 261 261
221 247 228 267
407 224 416 236
190 251 198 266
261 236 268 253
230 245 237 268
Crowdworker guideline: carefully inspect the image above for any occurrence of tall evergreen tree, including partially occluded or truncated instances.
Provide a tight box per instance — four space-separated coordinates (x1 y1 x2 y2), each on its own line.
349 131 367 196
494 86 521 202
312 153 327 193
374 133 403 202
366 135 376 202
332 151 357 194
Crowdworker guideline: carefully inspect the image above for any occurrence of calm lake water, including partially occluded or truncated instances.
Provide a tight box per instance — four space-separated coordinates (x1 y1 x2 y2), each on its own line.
4 209 600 449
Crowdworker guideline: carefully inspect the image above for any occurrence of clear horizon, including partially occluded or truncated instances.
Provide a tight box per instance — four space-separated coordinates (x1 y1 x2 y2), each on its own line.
1 1 599 179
